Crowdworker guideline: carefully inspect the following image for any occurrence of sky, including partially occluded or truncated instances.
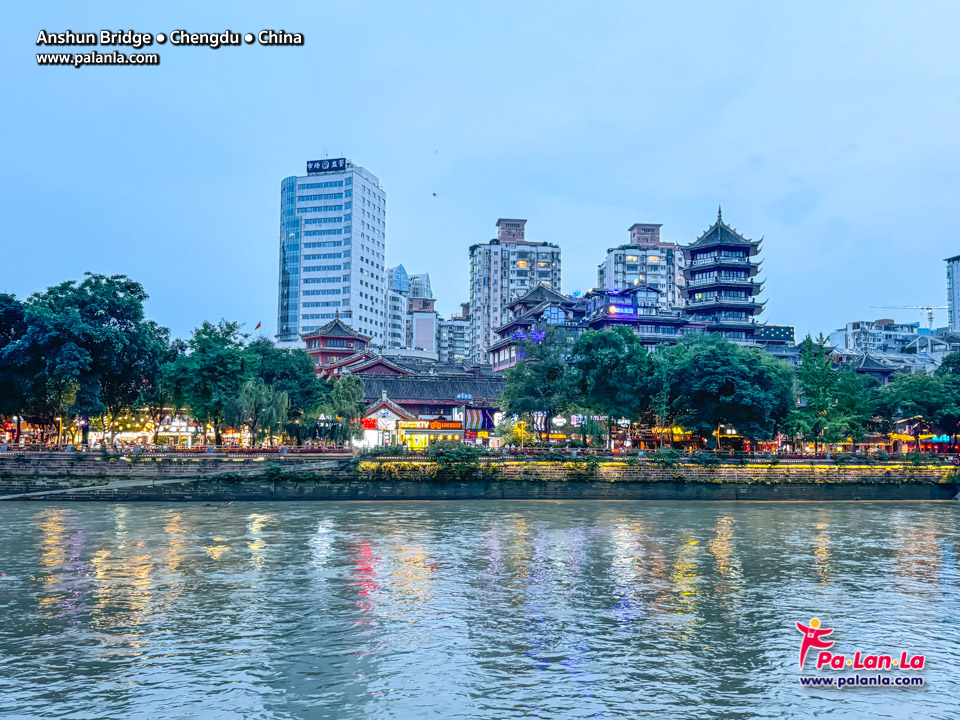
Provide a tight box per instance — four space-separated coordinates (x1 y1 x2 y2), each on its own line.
3 1 960 342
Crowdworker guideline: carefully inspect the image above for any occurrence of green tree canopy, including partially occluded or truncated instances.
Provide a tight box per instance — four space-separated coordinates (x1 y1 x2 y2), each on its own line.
660 333 795 444
877 372 960 447
572 325 654 426
499 327 576 430
175 320 252 445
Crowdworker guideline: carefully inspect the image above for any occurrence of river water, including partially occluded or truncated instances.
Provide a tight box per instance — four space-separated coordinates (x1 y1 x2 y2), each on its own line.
1 501 958 719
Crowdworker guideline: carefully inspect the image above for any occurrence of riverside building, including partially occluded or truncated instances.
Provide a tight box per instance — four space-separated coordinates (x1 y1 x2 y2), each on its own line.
276 158 387 345
468 219 562 363
596 223 686 310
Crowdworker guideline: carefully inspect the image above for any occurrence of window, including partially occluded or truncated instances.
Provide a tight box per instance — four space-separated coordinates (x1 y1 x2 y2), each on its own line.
544 307 564 325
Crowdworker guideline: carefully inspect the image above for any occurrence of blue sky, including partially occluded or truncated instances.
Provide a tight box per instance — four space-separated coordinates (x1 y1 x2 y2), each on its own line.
3 1 959 341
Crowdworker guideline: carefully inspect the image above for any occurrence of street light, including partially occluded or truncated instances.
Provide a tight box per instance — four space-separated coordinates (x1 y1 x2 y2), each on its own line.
517 421 527 451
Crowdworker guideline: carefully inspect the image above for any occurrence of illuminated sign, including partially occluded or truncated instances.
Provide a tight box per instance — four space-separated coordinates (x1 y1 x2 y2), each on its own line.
306 158 347 174
608 305 635 315
428 420 462 430
456 393 473 400
398 421 428 429
361 418 377 430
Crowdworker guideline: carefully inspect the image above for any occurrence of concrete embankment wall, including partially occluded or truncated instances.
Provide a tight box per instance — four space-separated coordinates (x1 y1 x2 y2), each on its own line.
14 478 957 502
0 454 348 496
1 456 957 501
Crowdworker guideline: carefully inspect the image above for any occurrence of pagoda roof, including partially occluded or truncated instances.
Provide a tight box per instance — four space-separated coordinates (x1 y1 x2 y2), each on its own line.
685 207 762 251
301 313 371 341
506 284 571 309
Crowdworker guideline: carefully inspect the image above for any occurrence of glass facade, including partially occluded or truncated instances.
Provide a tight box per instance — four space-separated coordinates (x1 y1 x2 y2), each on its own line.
277 176 300 341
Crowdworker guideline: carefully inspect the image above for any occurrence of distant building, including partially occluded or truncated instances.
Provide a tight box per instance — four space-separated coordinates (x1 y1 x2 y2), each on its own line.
948 255 960 332
406 297 439 355
388 265 433 299
439 303 471 363
828 319 921 354
681 209 764 343
596 223 686 310
385 290 408 348
277 157 386 344
387 265 409 294
408 273 432 299
469 219 562 363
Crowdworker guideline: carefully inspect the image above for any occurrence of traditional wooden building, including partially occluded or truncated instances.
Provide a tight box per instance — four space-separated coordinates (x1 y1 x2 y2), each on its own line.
682 208 765 342
302 314 372 367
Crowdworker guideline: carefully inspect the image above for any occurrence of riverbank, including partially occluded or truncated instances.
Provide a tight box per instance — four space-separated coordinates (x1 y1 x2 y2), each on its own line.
1 454 957 501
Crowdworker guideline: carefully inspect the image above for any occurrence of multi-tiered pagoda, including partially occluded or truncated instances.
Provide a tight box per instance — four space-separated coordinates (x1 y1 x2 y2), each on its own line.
682 209 764 342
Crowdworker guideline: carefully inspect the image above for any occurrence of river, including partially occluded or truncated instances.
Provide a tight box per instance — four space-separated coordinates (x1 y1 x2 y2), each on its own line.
1 501 957 719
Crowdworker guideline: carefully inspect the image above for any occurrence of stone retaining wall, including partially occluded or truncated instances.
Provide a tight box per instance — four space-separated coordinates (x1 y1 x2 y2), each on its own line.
2 456 957 501
11 478 958 502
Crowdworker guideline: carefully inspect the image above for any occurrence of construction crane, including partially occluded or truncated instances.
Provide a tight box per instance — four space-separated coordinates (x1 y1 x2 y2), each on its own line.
871 305 947 330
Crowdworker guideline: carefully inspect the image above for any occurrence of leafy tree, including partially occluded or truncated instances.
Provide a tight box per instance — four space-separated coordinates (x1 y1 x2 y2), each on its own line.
936 352 960 378
572 326 654 444
499 327 575 434
320 374 366 445
176 320 252 445
0 294 30 442
877 372 960 450
137 323 187 444
246 338 328 443
661 333 794 445
2 274 161 444
227 377 290 445
787 336 876 452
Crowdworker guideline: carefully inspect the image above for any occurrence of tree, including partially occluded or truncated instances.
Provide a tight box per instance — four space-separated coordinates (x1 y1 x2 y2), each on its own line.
787 336 876 452
176 320 252 446
662 333 794 446
0 294 30 442
246 338 327 443
572 326 654 445
137 324 187 445
936 352 960 378
3 274 161 444
877 372 960 450
499 327 576 437
321 374 366 445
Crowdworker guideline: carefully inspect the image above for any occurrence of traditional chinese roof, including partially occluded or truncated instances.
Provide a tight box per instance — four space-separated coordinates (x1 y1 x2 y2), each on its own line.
854 354 897 373
685 207 762 252
356 375 505 405
343 356 415 375
301 313 371 341
364 391 417 421
506 284 571 311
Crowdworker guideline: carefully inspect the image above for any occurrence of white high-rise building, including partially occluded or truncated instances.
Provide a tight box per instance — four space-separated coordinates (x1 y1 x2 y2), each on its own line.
468 219 562 363
385 290 408 348
439 303 471 363
596 223 686 310
277 158 387 344
948 255 960 332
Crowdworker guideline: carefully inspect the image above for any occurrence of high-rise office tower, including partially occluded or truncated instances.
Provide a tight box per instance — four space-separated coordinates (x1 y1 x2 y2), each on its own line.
277 157 387 344
948 255 960 332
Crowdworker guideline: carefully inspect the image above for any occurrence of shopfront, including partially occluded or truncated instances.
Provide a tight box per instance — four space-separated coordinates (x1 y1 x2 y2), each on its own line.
397 420 464 449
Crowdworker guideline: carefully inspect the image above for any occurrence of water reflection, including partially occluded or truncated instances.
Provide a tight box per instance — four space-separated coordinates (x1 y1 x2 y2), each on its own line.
1 502 959 719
